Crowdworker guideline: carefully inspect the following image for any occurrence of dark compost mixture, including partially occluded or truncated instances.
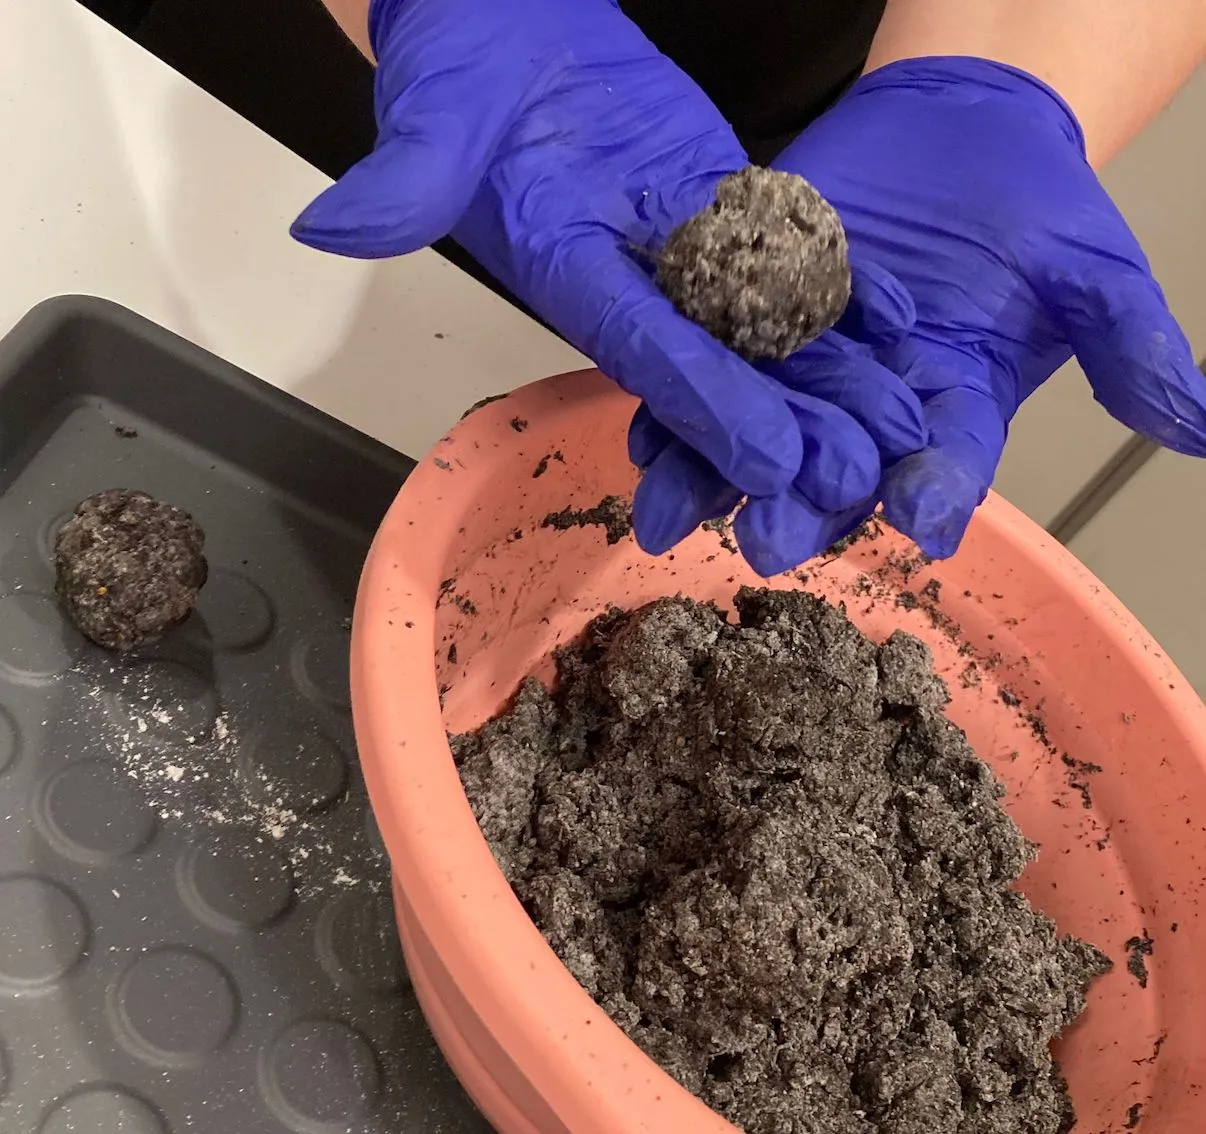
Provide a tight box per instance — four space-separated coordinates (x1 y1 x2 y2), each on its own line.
655 166 852 361
54 488 208 651
452 588 1110 1134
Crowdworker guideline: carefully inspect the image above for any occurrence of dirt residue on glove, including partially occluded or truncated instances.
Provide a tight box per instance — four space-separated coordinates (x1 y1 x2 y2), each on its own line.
453 589 1110 1134
655 167 851 360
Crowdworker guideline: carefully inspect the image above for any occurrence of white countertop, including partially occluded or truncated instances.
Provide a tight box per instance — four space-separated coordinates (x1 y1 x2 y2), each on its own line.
1 0 585 461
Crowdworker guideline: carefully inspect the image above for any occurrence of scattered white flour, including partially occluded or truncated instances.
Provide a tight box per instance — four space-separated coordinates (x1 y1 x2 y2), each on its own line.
80 663 385 899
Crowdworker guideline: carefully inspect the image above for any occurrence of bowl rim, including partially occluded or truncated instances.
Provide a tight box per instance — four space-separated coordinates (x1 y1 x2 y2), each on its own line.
351 368 1206 1128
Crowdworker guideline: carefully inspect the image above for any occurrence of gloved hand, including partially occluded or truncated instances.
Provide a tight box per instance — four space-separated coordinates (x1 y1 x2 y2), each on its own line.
637 57 1206 574
290 0 927 546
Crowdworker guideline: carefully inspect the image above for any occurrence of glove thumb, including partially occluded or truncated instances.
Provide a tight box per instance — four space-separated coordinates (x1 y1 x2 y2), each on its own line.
1045 259 1206 457
292 71 518 258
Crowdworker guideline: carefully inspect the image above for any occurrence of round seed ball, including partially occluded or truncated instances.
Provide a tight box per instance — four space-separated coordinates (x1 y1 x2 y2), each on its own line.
54 489 208 651
655 167 852 361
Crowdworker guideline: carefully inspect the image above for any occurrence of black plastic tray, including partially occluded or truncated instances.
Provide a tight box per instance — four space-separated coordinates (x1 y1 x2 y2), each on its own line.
0 296 489 1133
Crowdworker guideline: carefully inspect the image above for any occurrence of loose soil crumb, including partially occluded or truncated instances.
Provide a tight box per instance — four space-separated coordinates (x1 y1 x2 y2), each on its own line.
1061 755 1103 811
453 589 1110 1134
1125 931 1154 989
460 392 510 419
542 496 633 546
703 515 740 556
824 516 884 558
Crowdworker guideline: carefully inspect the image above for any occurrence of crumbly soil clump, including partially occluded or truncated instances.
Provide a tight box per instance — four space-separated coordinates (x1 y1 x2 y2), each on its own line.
656 167 851 360
54 489 208 651
453 589 1110 1134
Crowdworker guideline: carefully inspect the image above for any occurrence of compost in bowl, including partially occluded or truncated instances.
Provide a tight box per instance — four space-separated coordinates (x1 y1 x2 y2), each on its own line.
351 369 1206 1133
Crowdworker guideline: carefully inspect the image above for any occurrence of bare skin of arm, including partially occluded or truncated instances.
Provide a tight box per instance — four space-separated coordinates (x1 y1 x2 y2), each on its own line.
866 0 1206 167
319 0 371 58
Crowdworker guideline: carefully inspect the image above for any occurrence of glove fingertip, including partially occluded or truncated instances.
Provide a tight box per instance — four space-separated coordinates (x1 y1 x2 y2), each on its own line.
732 503 790 578
292 139 469 258
881 451 986 560
1089 338 1206 457
627 405 675 470
784 394 881 513
1053 268 1206 457
632 444 743 556
733 493 865 577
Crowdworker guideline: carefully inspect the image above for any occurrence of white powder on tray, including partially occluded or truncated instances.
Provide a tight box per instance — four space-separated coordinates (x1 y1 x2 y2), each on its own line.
77 664 385 900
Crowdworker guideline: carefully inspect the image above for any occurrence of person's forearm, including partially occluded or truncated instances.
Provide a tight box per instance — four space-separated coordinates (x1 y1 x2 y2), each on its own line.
320 0 372 59
865 0 1206 167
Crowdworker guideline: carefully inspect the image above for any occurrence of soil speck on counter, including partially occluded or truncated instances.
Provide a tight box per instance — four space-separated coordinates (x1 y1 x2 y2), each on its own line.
542 496 633 546
454 588 1111 1134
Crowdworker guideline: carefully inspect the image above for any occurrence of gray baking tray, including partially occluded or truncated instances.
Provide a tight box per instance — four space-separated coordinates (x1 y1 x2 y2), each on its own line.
0 296 489 1133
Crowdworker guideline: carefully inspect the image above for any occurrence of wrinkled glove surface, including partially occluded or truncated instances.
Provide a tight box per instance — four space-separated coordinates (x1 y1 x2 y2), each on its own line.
640 56 1206 572
291 0 925 558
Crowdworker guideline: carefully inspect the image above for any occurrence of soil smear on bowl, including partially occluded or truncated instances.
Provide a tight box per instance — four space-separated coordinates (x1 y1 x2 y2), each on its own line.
453 588 1111 1134
459 391 510 420
541 495 633 546
1125 930 1154 989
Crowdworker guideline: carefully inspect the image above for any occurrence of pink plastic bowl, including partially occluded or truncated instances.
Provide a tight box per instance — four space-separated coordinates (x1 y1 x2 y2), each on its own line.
352 370 1206 1133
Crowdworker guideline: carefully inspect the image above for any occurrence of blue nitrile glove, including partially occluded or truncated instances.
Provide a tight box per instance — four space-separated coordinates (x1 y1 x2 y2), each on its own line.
290 0 928 535
785 57 1206 560
636 57 1206 573
627 331 928 574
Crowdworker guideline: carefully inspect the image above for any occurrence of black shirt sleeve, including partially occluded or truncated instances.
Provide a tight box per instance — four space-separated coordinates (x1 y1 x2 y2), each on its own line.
619 0 887 163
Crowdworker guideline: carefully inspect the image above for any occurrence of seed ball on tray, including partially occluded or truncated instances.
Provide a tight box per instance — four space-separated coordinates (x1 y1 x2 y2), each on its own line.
53 488 208 651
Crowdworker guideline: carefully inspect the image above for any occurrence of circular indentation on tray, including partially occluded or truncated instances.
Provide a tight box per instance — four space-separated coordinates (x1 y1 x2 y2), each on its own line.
292 629 351 711
111 946 238 1068
0 704 19 776
0 593 81 682
38 1085 166 1134
194 568 275 652
37 759 157 864
316 892 407 995
106 659 218 740
0 875 89 991
239 722 349 816
260 1019 381 1133
38 509 75 566
178 832 294 932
